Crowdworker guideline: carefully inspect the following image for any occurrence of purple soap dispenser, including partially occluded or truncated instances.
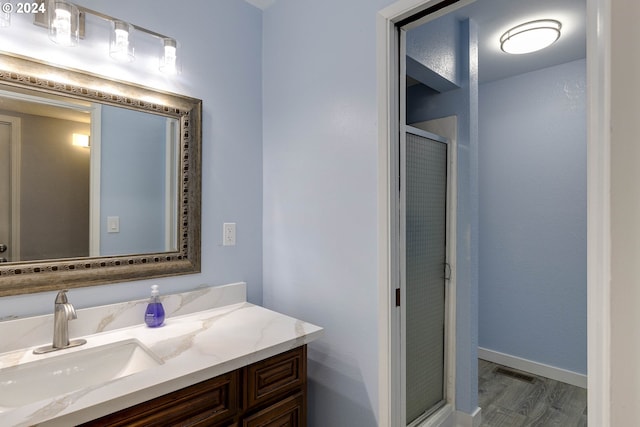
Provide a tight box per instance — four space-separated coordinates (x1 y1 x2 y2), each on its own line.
145 285 165 327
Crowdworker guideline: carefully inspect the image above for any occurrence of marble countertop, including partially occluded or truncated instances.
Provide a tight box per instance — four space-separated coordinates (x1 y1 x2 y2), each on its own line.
0 283 323 426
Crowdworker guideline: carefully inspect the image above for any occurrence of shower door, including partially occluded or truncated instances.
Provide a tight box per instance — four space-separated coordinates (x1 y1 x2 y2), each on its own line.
402 126 449 425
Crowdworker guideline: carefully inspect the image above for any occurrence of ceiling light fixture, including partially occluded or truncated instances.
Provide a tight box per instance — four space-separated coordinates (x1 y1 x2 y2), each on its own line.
500 19 562 55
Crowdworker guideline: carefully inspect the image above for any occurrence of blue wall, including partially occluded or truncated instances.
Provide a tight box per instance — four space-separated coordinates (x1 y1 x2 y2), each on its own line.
406 13 460 91
262 1 392 424
478 59 587 375
0 0 264 314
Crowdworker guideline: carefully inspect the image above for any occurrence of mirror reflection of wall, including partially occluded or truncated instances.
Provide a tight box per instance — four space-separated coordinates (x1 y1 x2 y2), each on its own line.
24 113 90 261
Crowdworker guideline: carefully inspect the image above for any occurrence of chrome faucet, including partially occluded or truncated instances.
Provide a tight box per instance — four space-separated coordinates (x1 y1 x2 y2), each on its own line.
34 290 87 354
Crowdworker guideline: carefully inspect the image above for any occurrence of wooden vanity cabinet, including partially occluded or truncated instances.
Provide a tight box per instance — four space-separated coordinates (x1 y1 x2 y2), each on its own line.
81 345 307 427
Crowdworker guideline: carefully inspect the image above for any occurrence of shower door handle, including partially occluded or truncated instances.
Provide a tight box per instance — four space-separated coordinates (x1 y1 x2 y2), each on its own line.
443 263 451 281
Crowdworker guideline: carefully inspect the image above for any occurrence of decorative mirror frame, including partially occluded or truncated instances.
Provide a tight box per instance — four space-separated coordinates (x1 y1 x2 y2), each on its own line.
0 52 202 296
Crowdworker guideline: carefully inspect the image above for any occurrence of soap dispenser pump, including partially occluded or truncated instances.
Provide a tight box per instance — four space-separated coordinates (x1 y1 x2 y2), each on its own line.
145 285 165 327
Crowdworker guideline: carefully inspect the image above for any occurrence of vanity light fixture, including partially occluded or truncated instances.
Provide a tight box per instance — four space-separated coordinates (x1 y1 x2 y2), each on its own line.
500 19 562 55
33 0 179 74
48 1 79 47
109 20 134 63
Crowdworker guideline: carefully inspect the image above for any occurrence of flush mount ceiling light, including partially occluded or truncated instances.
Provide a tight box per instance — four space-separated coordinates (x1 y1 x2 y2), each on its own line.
500 19 562 55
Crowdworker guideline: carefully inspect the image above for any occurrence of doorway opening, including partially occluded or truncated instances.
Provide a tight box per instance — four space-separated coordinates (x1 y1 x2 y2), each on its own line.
378 0 606 426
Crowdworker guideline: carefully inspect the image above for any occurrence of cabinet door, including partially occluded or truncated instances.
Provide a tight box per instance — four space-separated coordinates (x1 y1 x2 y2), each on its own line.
242 393 304 427
244 346 306 410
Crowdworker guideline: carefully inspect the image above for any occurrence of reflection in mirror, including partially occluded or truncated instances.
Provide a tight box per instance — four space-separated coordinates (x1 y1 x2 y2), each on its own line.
0 52 202 297
0 87 179 263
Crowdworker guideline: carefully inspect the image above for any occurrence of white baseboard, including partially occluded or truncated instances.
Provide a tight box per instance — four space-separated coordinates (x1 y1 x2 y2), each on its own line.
478 347 587 389
455 407 481 427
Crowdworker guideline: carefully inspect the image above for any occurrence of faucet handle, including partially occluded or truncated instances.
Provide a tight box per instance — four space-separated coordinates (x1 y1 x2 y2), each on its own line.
55 289 70 304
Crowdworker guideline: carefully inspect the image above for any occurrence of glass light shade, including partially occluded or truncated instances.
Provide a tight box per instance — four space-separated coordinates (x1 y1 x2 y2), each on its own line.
109 20 135 62
500 20 561 55
48 1 79 46
159 38 180 75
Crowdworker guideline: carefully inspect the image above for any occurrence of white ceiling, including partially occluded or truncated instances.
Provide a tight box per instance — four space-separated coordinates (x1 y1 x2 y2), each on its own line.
452 0 586 83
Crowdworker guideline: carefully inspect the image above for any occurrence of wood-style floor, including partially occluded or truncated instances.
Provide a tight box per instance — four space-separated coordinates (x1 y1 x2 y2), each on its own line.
478 359 587 427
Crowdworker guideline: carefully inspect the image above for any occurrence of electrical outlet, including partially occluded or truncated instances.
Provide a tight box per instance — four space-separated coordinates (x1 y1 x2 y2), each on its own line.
223 223 236 246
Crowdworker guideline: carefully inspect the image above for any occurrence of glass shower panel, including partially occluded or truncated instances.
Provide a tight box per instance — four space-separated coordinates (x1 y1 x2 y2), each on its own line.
405 132 448 424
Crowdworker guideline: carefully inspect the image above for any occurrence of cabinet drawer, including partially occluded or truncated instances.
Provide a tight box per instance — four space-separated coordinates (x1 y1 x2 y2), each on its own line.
241 392 304 427
244 346 306 410
81 371 239 427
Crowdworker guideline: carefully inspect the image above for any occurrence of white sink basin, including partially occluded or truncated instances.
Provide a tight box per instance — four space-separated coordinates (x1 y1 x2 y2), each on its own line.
0 339 163 409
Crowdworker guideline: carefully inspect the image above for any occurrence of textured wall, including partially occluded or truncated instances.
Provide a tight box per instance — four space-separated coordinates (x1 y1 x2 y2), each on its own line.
478 59 587 374
406 13 460 90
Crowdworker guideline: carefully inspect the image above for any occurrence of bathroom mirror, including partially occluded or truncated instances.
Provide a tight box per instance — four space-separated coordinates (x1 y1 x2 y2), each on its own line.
0 52 202 296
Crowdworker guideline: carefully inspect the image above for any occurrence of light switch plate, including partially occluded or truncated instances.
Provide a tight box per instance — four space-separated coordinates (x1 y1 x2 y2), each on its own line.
107 216 120 233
